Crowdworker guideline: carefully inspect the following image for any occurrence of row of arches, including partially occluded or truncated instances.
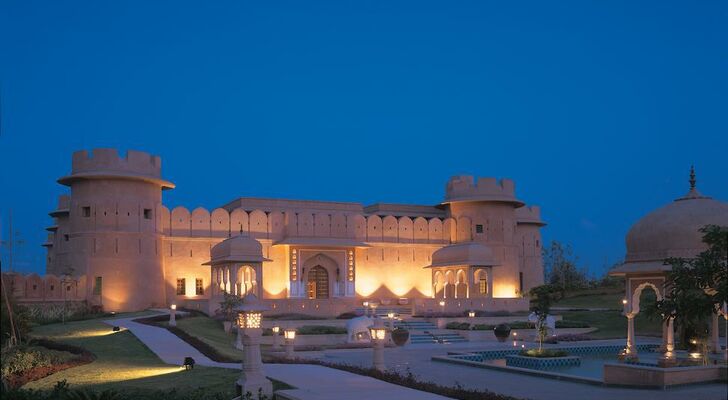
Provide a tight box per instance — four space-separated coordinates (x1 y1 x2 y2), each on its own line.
433 269 489 299
159 206 496 244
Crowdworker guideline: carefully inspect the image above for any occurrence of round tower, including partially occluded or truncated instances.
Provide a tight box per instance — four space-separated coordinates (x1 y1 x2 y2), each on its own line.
58 149 175 312
442 176 528 298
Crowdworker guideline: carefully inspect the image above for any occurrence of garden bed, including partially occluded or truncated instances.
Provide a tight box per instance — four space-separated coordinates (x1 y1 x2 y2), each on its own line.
1 339 95 389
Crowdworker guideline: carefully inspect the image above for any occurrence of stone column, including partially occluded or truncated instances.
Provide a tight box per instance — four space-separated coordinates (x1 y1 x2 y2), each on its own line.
229 265 239 296
237 328 272 398
487 268 494 298
710 312 720 354
666 317 674 352
626 314 636 356
372 338 385 371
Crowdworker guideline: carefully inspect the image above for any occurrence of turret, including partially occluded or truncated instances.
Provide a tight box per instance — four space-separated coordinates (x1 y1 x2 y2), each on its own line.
57 149 174 312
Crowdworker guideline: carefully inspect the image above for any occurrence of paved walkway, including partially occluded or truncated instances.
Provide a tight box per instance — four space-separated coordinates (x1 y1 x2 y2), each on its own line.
104 315 450 400
293 337 728 400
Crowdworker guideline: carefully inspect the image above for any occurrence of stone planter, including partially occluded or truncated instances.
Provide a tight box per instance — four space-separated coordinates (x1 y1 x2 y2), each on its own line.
505 355 581 370
391 328 410 346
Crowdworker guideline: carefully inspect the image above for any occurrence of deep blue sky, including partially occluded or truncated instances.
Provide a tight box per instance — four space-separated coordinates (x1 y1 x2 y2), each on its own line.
1 1 726 275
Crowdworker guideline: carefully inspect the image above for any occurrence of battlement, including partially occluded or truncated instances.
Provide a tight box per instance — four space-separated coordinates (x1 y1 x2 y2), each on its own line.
515 205 546 225
59 149 174 188
71 149 162 176
444 175 524 206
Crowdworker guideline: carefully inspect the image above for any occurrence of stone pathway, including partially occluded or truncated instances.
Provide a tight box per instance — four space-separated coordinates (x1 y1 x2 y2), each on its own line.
104 315 450 400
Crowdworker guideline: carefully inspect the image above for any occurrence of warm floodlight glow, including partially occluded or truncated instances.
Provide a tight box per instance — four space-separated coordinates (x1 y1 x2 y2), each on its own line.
439 300 445 307
512 332 518 337
690 339 698 345
468 311 476 318
370 326 387 341
171 304 177 310
363 301 369 307
387 312 395 319
622 299 628 305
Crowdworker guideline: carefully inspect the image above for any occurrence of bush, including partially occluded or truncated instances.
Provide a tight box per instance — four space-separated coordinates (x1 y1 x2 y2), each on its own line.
266 313 322 321
445 322 470 330
336 312 360 319
519 348 568 358
296 325 347 335
472 324 493 330
555 320 589 328
493 324 511 341
20 302 109 325
1 340 94 389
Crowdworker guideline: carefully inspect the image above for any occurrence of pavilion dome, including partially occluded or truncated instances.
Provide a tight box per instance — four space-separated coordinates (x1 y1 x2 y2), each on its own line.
427 241 499 268
623 168 728 268
205 235 270 266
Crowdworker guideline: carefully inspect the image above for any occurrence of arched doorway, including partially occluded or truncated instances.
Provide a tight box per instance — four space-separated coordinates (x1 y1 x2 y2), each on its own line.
307 266 329 299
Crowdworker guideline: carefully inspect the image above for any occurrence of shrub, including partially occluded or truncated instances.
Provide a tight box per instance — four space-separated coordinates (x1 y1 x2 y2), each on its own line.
445 322 470 330
20 302 109 325
555 320 589 328
295 325 347 335
1 340 94 389
493 324 511 341
472 324 494 330
552 333 592 342
266 313 322 321
519 348 568 358
336 312 360 319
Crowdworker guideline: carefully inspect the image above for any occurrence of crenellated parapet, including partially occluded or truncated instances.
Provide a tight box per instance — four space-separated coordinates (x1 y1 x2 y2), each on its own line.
515 205 546 226
444 175 524 206
58 149 174 189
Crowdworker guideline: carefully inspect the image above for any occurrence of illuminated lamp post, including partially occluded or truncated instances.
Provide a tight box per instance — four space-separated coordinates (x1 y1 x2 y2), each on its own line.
468 311 476 318
169 304 177 327
387 312 396 330
363 301 370 317
233 294 272 398
369 317 388 371
284 328 296 359
272 326 281 350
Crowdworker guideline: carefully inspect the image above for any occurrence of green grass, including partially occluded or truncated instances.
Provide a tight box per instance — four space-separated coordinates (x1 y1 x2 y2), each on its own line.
172 316 241 361
552 292 624 309
24 316 240 396
556 310 662 339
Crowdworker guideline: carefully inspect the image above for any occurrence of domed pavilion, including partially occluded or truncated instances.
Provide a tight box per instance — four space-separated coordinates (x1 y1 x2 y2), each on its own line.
610 167 728 357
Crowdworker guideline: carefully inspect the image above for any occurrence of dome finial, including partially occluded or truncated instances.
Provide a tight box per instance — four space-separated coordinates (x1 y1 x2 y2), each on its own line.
689 165 696 190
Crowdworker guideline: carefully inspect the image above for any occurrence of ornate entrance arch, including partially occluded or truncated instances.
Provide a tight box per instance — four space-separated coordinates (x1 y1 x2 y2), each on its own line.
307 266 329 299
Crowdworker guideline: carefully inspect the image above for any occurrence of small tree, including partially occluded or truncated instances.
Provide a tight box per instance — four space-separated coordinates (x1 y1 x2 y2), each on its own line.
542 241 588 290
652 225 727 348
529 284 563 351
219 292 242 323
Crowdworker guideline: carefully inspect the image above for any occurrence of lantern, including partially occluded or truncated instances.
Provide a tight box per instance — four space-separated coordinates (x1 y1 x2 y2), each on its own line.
369 318 387 342
468 311 476 318
272 326 280 334
284 328 296 341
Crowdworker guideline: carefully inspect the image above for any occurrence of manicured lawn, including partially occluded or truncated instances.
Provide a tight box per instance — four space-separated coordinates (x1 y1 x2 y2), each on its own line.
24 316 239 396
173 316 242 361
556 310 662 339
552 292 624 309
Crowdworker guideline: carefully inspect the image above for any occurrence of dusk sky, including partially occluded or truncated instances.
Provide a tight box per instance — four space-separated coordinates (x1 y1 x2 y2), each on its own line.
1 1 726 276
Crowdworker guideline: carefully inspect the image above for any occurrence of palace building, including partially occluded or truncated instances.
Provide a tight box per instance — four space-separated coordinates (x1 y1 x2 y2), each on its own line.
22 149 546 316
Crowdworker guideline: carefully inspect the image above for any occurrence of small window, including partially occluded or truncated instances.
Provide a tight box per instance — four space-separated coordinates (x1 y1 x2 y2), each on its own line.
64 234 70 241
475 224 484 234
32 284 37 290
66 285 71 292
195 279 204 295
50 285 54 291
176 278 186 295
93 276 102 295
143 209 152 219
479 278 488 295
82 206 91 217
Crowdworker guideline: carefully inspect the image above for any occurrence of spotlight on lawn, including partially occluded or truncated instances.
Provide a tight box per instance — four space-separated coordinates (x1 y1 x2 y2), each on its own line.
112 326 120 332
183 356 195 370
